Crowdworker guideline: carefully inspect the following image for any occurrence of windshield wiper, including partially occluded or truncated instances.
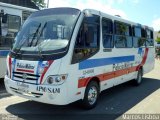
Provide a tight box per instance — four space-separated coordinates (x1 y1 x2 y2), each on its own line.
35 22 47 59
13 35 30 57
35 22 47 46
29 23 41 47
13 23 41 57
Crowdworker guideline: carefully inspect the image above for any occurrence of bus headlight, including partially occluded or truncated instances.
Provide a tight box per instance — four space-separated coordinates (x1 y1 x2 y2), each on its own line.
45 74 67 85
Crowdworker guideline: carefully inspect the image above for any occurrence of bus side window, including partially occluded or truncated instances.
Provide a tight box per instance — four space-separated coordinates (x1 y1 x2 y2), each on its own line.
102 18 113 48
146 29 154 47
133 26 145 48
133 26 140 47
0 14 21 50
141 28 147 47
114 21 132 48
72 15 100 64
2 14 7 24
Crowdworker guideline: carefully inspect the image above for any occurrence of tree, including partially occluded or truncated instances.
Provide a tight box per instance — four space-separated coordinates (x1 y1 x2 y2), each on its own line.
31 0 46 9
156 37 160 44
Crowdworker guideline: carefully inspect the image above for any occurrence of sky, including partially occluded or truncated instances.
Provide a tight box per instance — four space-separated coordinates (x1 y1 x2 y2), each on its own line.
44 0 160 31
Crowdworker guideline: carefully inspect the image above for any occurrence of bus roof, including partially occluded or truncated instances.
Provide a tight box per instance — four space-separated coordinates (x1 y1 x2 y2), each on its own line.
24 7 153 30
82 8 154 30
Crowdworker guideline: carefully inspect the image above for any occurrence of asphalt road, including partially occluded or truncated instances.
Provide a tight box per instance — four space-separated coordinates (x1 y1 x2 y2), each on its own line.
0 60 160 120
0 79 11 99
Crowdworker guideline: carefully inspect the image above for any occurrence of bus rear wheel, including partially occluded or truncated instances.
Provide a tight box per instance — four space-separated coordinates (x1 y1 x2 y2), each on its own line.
134 69 143 86
82 81 99 109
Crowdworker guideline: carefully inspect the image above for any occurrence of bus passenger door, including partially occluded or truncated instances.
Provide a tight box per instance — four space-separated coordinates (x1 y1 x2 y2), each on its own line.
71 14 100 94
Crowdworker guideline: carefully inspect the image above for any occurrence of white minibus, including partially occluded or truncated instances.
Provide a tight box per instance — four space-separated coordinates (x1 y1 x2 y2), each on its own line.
4 8 155 109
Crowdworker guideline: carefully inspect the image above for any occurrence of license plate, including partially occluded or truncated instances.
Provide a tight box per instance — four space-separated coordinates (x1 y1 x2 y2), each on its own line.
18 87 29 93
17 82 29 93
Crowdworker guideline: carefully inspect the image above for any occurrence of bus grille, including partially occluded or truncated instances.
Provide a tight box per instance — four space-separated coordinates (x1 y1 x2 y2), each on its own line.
13 72 40 84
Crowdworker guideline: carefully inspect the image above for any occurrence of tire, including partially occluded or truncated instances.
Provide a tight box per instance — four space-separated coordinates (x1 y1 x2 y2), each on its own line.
82 81 99 109
134 69 143 86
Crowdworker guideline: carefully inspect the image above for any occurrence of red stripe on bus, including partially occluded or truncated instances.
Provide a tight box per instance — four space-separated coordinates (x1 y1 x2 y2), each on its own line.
9 56 12 78
141 48 149 66
39 60 53 84
78 77 91 88
16 69 34 73
78 48 149 88
137 48 149 70
78 66 137 88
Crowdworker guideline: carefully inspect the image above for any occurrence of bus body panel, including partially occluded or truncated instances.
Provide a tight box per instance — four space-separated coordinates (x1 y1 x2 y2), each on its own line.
6 57 62 84
143 48 155 74
0 5 22 18
4 76 69 105
0 57 7 78
4 8 155 106
56 13 86 103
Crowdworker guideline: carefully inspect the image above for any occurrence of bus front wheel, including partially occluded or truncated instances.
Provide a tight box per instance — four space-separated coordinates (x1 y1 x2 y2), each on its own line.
82 81 99 109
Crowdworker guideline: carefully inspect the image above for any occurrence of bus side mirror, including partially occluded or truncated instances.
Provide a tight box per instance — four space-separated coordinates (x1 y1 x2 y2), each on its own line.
2 14 7 23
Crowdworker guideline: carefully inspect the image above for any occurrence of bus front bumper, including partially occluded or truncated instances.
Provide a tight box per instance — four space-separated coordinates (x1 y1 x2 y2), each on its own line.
4 75 69 105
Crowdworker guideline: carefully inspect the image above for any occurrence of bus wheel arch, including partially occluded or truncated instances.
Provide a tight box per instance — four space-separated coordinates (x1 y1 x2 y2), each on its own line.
134 66 143 86
84 77 101 94
137 65 144 75
82 77 100 109
89 77 100 88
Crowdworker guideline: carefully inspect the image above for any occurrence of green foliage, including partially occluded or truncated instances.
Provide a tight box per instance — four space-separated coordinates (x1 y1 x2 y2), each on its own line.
31 0 46 9
118 23 127 35
156 37 160 44
118 23 127 45
138 38 146 46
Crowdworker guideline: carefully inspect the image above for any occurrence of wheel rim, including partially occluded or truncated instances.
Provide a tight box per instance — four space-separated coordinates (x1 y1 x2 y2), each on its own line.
88 86 98 105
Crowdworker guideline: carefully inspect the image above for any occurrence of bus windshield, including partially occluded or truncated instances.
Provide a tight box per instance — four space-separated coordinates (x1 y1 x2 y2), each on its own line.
12 8 80 55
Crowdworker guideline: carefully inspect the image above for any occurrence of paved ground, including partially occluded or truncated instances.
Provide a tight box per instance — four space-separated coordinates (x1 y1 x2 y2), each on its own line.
0 79 11 99
123 59 160 114
0 60 160 120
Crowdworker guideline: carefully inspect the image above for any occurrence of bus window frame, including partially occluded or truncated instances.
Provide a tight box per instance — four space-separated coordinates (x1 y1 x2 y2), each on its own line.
7 14 21 33
133 26 146 48
145 28 154 48
114 20 133 48
71 14 100 64
0 14 21 50
102 17 114 49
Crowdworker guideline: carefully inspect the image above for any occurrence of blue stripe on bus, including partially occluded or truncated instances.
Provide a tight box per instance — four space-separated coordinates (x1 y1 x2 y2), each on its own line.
0 50 10 56
36 61 42 85
79 55 135 70
12 58 16 80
